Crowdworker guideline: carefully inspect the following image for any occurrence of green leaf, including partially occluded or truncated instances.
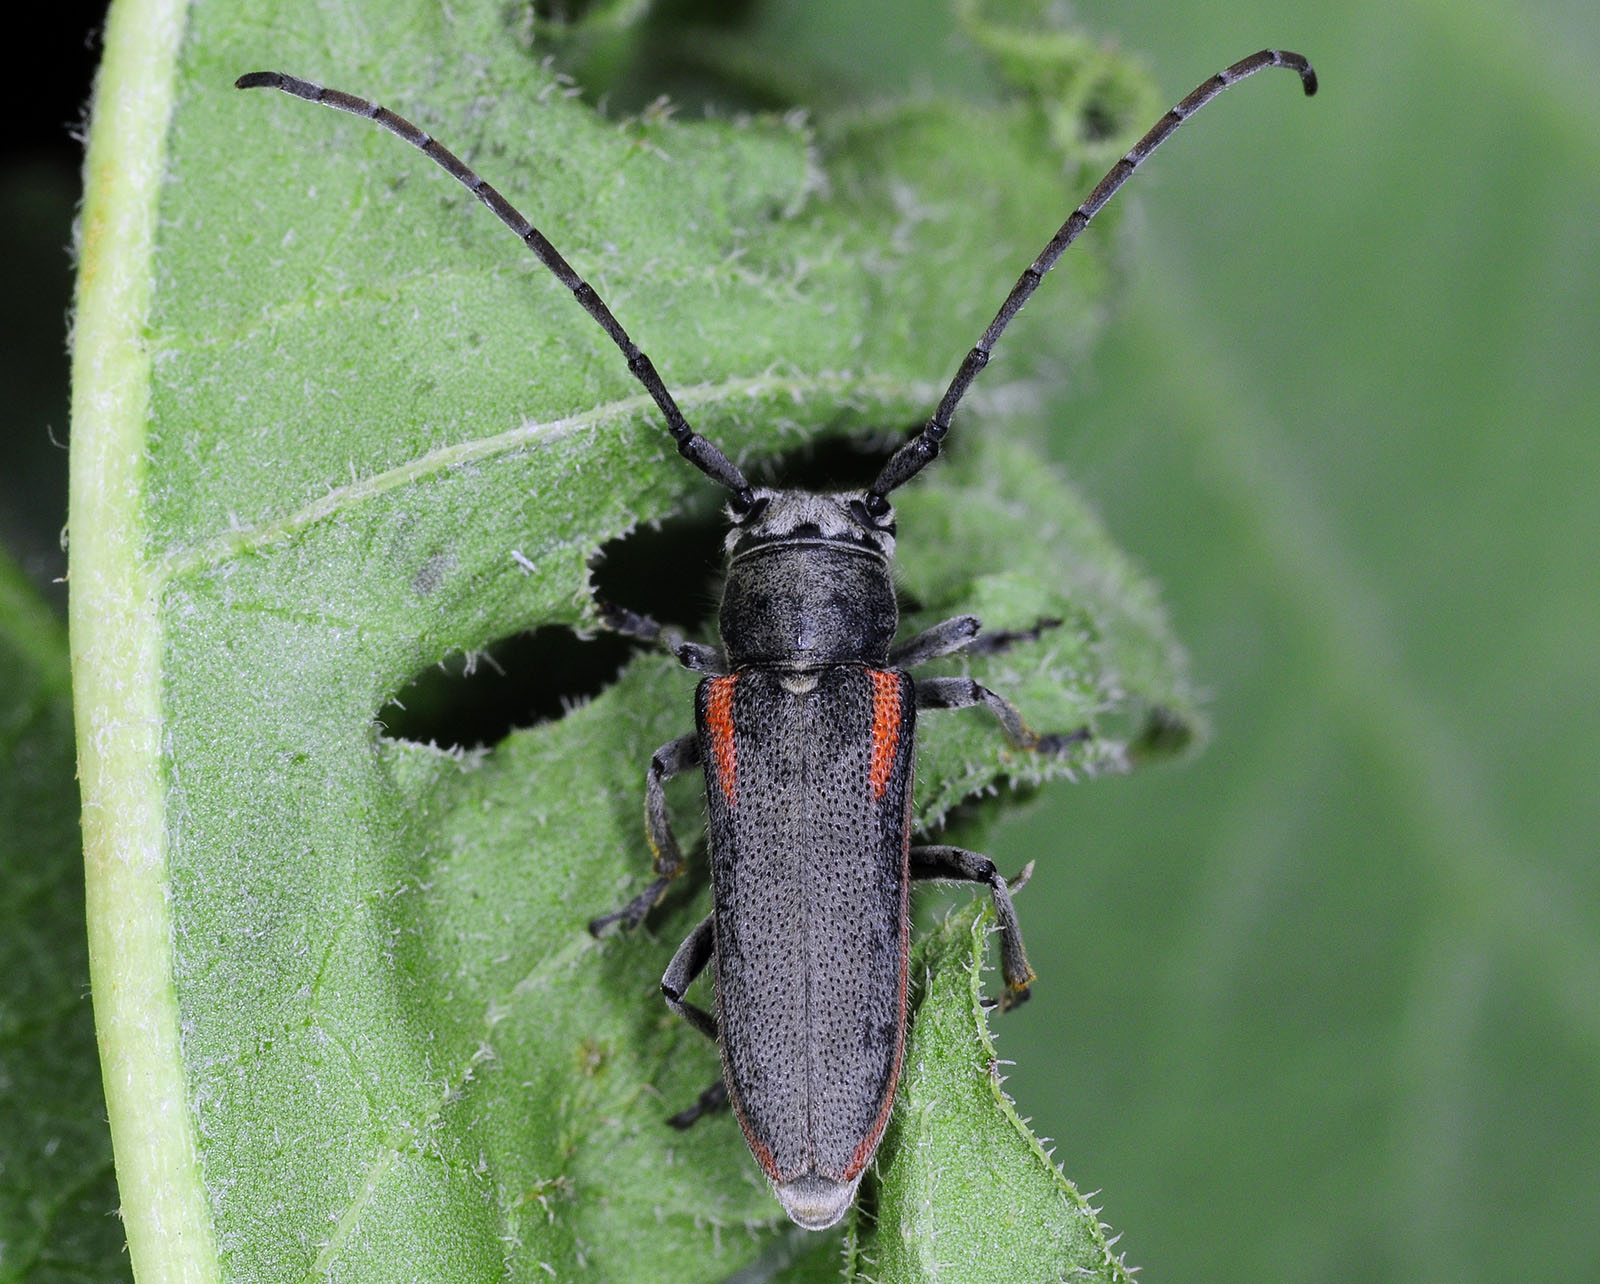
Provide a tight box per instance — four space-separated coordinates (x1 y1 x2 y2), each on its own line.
71 0 1192 1278
0 556 128 1283
847 905 1133 1284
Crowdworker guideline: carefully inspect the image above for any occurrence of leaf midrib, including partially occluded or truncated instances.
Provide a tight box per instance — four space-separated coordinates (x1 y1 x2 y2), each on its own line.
155 370 943 583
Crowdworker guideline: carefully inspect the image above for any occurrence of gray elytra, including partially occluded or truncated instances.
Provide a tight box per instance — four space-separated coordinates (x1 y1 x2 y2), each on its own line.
237 48 1316 1231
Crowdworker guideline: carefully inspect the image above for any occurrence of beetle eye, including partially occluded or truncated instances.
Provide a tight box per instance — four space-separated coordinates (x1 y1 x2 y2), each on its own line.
736 495 770 525
848 498 892 531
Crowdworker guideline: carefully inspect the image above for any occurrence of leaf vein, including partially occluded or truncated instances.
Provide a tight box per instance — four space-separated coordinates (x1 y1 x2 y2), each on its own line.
156 370 937 583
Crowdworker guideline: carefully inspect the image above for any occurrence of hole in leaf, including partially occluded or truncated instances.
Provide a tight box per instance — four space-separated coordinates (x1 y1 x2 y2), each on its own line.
589 429 904 629
379 626 637 749
528 0 608 23
1081 96 1120 144
751 429 896 494
590 503 726 634
382 430 910 751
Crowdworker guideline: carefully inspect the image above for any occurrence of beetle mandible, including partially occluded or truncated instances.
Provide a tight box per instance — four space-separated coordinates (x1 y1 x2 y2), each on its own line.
239 48 1316 1231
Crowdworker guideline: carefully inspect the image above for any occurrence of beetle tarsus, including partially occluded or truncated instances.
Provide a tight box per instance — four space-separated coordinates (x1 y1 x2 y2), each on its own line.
964 615 1066 657
1034 727 1092 755
668 1079 730 1129
588 875 670 936
598 602 728 674
998 979 1034 1012
596 599 660 643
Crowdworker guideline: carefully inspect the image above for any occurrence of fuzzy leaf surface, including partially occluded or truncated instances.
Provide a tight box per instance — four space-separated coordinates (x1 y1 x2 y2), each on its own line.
71 1 1192 1278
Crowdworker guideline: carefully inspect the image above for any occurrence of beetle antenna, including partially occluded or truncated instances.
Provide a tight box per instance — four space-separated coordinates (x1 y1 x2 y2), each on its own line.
235 71 756 510
866 48 1317 508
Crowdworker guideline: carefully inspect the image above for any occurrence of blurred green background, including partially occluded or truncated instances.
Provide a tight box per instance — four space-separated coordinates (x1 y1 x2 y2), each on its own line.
982 3 1600 1282
6 0 1597 1280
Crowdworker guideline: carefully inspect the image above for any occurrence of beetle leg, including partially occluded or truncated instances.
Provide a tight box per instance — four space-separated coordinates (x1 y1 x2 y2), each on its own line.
669 1081 730 1130
661 913 719 1042
649 915 735 1128
589 733 702 935
890 614 1065 669
914 675 1089 753
911 845 1037 1011
964 615 1065 657
888 614 982 668
597 600 728 674
660 917 729 1126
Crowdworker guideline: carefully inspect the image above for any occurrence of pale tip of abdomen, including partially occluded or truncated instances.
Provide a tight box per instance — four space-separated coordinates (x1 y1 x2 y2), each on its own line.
775 1172 862 1230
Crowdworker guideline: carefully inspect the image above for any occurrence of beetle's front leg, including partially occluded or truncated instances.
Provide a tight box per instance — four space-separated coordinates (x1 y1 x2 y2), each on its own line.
597 600 727 674
889 614 982 668
589 733 701 935
914 675 1089 753
964 616 1066 657
911 845 1037 1010
890 613 1066 669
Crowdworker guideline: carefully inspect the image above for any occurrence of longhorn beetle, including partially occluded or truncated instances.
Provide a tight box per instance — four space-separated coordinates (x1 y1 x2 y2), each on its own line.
239 48 1317 1231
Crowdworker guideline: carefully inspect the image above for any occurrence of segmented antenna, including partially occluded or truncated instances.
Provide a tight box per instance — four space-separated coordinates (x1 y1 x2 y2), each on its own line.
867 48 1318 508
234 71 756 509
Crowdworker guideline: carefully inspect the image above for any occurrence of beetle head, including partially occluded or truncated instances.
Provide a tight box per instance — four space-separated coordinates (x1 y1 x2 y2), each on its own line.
724 488 896 562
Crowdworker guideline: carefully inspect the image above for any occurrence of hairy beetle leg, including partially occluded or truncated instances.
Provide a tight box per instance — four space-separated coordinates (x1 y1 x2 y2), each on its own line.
589 734 701 936
643 734 699 880
888 614 982 668
911 845 1037 1009
596 600 727 674
964 616 1065 657
888 613 1065 670
661 913 719 1042
669 1080 731 1130
660 917 732 1127
914 675 1089 754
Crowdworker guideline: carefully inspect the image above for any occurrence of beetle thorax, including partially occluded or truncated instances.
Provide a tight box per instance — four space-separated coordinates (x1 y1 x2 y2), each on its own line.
718 489 899 670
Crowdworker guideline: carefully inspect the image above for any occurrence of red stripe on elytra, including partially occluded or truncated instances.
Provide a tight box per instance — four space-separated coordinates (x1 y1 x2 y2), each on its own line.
867 670 902 799
706 675 738 804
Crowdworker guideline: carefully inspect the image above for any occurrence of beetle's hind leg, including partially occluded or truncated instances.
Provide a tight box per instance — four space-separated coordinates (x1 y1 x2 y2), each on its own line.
659 913 732 1128
597 600 727 674
589 733 701 935
914 675 1089 754
911 845 1037 1010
